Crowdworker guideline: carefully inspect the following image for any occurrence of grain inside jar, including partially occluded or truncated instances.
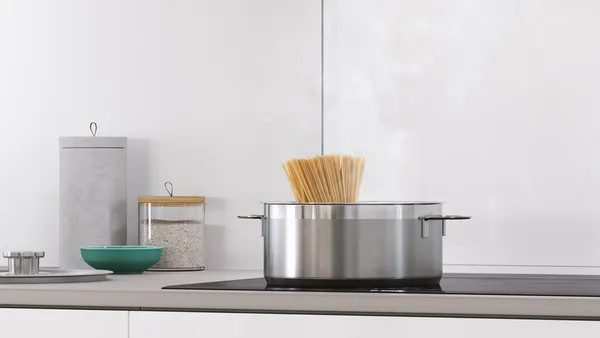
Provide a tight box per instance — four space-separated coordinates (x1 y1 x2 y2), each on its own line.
138 194 205 271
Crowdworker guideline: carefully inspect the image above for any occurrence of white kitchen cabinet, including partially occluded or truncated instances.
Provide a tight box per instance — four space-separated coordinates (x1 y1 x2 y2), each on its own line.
0 309 128 338
130 311 600 338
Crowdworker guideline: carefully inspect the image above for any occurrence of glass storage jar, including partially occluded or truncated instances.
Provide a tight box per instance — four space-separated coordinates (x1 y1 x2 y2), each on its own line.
138 195 205 271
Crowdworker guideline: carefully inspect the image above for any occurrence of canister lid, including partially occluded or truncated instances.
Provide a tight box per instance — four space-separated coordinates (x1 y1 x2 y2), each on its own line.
138 196 205 204
3 251 45 258
60 122 127 148
59 137 127 149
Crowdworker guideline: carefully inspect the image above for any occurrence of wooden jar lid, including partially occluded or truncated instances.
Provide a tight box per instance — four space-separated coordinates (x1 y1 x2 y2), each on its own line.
138 196 205 204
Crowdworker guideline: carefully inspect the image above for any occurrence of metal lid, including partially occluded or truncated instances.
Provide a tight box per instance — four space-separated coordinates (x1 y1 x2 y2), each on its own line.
3 251 45 258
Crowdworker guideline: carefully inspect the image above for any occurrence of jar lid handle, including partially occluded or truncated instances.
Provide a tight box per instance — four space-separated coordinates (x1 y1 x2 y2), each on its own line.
89 122 97 137
164 182 174 197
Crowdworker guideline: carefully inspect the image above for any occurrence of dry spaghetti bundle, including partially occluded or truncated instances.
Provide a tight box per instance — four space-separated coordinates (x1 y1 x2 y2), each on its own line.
282 154 366 203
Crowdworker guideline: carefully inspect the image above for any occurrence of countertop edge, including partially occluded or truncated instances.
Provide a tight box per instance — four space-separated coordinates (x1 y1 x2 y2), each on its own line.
1 288 600 320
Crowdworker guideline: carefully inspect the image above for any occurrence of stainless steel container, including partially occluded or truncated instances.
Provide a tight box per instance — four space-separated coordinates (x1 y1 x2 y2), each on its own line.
238 202 470 288
3 251 45 275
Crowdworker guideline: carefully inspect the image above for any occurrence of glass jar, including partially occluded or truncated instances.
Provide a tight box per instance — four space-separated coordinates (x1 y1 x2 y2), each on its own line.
138 196 205 271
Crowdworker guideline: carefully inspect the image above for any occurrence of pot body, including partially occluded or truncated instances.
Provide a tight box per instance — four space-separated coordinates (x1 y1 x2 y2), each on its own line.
248 202 468 288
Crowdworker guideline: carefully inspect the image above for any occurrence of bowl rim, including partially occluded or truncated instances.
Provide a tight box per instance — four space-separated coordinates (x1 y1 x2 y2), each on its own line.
80 245 163 250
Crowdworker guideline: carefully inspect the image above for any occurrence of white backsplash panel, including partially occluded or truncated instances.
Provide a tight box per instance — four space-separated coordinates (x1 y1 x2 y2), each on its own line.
324 0 600 268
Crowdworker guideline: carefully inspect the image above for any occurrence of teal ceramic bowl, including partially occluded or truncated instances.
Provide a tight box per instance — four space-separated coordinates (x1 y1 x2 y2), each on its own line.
80 246 163 274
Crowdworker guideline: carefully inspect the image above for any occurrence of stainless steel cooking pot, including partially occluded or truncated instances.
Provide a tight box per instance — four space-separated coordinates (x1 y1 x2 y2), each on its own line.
238 202 470 288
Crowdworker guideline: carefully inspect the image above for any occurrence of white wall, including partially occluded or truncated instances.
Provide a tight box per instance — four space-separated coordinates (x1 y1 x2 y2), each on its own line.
0 0 321 269
8 0 598 273
324 0 600 272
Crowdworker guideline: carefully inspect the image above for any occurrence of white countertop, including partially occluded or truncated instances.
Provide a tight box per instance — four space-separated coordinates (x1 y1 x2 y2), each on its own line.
0 270 599 319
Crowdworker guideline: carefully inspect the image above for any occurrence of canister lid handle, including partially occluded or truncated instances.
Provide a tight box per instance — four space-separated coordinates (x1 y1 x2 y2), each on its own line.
165 182 174 197
89 122 97 137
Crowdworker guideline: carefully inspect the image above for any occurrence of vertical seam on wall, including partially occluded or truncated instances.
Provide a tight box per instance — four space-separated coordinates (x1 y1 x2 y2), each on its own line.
320 0 325 155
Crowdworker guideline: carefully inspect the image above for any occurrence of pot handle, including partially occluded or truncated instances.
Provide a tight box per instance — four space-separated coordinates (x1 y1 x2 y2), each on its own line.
237 215 264 220
237 215 266 237
418 215 471 238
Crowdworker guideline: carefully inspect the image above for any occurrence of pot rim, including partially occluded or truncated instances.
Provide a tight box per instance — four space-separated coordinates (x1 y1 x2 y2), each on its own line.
261 201 445 206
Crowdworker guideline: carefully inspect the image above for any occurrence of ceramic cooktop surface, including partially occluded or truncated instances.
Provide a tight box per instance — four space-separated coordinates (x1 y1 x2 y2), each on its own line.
163 273 600 297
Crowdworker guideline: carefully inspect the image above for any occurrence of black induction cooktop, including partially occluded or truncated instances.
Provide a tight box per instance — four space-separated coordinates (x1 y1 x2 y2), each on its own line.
162 273 600 297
